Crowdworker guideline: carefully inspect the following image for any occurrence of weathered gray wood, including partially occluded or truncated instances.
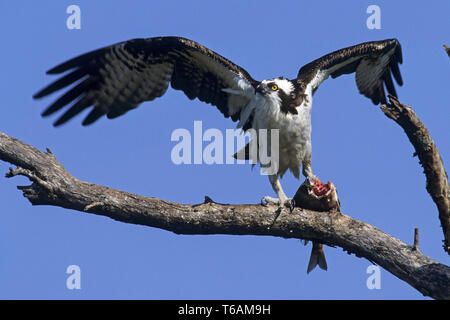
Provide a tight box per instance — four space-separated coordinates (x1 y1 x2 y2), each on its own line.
381 95 450 254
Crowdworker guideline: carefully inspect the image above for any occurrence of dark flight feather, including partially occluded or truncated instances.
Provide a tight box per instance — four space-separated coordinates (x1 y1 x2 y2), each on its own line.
35 37 258 126
41 78 93 116
296 39 403 105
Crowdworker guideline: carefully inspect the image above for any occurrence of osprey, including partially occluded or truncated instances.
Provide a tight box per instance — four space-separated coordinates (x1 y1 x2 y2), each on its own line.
34 36 403 272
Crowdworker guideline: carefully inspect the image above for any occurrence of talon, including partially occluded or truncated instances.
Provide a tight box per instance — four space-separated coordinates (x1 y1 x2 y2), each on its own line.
307 175 318 186
288 198 296 212
269 206 283 228
261 197 268 206
261 196 293 208
280 198 293 209
261 196 280 206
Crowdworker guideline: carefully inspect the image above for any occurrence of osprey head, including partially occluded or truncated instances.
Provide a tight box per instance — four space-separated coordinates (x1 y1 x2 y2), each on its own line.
256 77 300 114
256 77 294 96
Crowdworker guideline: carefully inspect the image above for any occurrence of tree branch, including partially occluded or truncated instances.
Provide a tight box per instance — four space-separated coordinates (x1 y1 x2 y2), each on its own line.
0 130 449 299
380 95 450 254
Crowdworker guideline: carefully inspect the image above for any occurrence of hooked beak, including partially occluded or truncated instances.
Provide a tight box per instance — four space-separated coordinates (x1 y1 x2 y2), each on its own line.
255 83 266 95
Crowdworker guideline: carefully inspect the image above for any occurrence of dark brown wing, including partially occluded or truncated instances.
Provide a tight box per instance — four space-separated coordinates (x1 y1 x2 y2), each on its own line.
34 37 258 126
296 39 403 105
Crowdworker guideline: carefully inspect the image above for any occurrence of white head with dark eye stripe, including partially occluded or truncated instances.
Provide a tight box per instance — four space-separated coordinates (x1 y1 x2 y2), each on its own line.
256 78 294 96
256 78 299 114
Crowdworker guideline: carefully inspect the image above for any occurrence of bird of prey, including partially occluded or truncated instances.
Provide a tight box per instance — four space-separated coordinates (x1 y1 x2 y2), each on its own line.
34 36 403 272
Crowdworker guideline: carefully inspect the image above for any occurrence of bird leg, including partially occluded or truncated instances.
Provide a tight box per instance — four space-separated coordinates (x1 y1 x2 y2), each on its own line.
302 159 317 185
261 174 293 208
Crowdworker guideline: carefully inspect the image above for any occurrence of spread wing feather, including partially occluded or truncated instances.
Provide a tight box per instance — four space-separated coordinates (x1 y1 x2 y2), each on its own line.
34 37 258 126
296 39 403 105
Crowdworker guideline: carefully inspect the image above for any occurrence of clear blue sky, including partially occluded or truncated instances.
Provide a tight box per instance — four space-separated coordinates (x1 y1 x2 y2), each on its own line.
0 1 448 299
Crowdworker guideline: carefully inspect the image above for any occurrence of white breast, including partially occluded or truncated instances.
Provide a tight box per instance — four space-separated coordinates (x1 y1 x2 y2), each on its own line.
249 92 313 178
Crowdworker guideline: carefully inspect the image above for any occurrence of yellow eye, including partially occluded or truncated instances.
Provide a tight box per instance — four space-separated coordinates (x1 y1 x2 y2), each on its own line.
271 84 278 91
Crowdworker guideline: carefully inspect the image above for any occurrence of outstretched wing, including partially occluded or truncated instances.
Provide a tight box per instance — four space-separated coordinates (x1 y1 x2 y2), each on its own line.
296 39 403 105
34 37 258 126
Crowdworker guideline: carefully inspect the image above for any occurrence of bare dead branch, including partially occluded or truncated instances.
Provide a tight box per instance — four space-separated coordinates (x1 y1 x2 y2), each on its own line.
0 130 449 299
380 95 450 254
413 227 421 252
